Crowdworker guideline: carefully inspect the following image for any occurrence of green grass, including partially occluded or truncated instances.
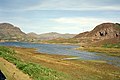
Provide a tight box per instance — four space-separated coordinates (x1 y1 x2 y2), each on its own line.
41 38 79 44
115 23 120 28
0 46 15 55
78 47 120 57
102 42 120 48
0 46 70 80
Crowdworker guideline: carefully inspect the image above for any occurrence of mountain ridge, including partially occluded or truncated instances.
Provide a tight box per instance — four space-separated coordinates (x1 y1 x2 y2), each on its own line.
0 23 76 42
0 22 119 45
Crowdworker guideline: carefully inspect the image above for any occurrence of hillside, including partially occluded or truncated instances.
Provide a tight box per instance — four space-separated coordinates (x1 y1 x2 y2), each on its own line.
27 32 76 40
27 32 39 38
0 23 27 42
0 23 76 42
38 32 76 40
74 23 120 46
1 22 119 44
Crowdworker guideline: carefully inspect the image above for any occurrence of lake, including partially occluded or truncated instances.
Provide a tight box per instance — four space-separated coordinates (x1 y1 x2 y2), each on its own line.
0 42 120 66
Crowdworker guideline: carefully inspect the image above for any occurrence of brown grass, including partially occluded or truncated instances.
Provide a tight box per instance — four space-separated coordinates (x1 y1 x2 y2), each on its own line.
78 47 120 57
9 47 120 80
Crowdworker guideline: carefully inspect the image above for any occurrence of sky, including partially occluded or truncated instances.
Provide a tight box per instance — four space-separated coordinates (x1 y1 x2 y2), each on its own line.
0 0 120 34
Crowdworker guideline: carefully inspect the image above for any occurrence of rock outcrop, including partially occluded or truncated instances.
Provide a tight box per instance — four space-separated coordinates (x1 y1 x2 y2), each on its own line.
74 23 120 45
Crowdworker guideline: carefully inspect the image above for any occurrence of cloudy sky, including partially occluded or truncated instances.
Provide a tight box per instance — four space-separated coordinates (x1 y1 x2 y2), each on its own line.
0 0 120 34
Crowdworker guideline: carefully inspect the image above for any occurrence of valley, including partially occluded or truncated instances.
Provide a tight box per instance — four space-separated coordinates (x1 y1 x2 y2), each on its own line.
0 22 120 80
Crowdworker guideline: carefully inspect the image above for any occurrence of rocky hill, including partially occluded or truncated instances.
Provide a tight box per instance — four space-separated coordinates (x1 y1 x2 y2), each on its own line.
27 32 76 40
0 23 27 41
1 22 119 44
27 32 39 39
74 23 120 45
0 23 76 42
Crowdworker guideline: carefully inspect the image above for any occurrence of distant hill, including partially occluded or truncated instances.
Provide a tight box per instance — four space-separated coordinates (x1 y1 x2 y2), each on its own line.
1 22 119 44
0 23 27 41
27 32 76 40
74 23 120 46
38 32 76 40
27 32 39 39
0 23 76 42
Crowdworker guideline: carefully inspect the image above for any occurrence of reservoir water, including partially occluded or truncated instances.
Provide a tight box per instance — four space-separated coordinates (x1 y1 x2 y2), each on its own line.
0 42 120 66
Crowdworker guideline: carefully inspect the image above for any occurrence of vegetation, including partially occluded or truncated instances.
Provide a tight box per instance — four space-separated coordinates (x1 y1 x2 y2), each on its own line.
41 38 80 44
1 46 120 80
12 47 120 80
77 42 120 57
0 46 70 80
102 42 120 48
78 46 120 57
16 62 69 80
115 23 120 28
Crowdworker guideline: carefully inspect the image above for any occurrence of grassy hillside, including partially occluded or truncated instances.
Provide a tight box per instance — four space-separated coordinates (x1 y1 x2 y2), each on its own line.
102 42 120 48
0 46 71 80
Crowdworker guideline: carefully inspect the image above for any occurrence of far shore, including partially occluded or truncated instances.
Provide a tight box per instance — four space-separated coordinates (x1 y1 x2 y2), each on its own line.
77 46 120 57
0 41 81 46
1 41 120 57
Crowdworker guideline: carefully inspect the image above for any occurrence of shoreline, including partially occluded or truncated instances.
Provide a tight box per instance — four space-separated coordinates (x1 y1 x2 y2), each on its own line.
0 41 81 46
0 46 120 80
77 46 120 57
1 42 120 63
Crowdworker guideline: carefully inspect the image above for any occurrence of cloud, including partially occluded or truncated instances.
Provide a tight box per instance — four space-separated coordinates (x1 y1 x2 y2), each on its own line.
0 0 119 11
50 17 120 33
41 25 83 34
23 0 120 11
50 17 115 25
